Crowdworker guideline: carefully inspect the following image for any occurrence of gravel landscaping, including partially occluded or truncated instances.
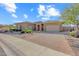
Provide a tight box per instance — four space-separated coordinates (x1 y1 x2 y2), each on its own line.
67 36 79 55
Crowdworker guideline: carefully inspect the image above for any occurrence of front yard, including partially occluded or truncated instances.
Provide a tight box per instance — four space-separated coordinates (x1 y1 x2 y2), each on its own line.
2 31 79 55
9 32 75 55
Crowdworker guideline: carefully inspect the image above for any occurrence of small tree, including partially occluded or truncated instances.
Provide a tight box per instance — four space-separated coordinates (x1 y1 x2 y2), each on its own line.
61 4 79 31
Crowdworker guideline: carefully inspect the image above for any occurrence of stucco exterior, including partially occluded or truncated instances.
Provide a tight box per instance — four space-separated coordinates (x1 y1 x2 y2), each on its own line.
15 21 62 32
45 25 60 32
15 22 33 30
44 21 62 32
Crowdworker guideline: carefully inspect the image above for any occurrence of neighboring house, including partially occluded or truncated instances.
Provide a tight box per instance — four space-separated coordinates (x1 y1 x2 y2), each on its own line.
60 24 77 31
0 25 10 32
0 25 3 28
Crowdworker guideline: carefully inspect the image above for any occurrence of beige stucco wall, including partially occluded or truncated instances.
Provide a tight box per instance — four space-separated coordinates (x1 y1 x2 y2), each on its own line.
15 21 62 31
16 23 33 30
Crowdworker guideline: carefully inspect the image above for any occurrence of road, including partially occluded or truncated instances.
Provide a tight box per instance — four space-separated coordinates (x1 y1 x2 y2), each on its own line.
0 42 6 56
0 35 25 56
0 33 70 56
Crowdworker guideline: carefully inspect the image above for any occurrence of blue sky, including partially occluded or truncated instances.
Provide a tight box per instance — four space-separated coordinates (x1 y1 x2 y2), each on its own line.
0 3 71 25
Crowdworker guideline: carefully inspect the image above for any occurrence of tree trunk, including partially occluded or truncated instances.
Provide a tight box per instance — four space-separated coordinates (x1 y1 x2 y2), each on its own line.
75 24 78 31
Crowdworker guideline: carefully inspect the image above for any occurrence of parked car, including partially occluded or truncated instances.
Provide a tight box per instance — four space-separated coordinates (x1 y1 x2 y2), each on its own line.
0 29 8 33
10 28 22 32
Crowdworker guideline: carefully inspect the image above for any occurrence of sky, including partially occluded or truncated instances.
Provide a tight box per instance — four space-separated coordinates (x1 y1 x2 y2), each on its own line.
0 3 71 25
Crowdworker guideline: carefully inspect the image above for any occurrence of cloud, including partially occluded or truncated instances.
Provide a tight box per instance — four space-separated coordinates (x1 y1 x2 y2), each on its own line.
38 5 45 16
12 14 18 18
0 3 18 18
47 5 55 8
24 14 28 19
41 17 49 21
1 3 17 13
38 4 60 21
14 20 24 23
47 7 60 16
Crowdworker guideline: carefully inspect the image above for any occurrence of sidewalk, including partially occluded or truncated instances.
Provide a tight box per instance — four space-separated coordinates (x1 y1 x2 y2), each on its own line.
0 33 69 56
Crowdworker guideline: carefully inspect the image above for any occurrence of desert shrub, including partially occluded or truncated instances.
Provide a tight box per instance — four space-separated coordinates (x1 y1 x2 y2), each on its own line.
69 31 76 36
22 28 33 33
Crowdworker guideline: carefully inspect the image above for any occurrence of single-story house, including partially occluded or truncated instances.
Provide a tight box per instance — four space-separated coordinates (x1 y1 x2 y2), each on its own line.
15 21 63 32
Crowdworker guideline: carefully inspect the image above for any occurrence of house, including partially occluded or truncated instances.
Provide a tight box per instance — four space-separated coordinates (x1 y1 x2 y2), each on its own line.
15 21 63 32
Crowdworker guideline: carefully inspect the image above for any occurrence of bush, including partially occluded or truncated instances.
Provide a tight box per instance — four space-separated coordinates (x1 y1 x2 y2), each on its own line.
69 31 76 36
22 28 33 33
